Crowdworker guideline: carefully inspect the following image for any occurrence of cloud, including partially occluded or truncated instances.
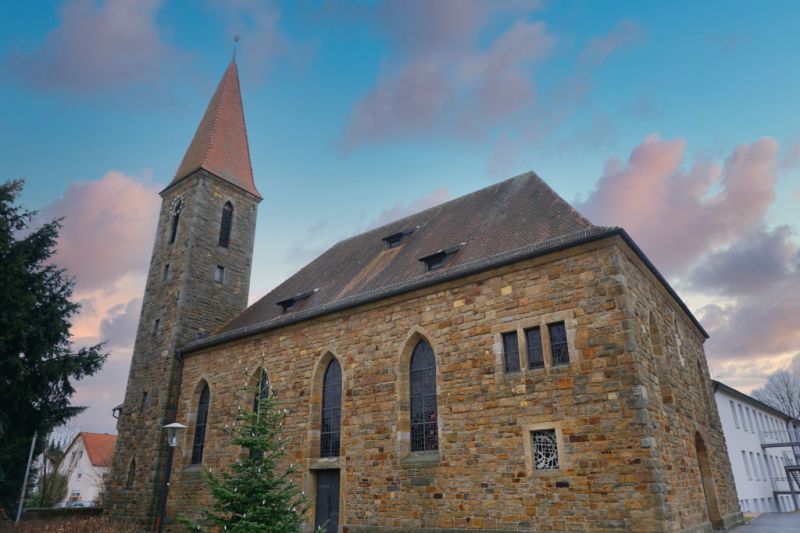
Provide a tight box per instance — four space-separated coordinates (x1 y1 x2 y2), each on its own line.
4 0 181 92
688 226 797 297
341 2 552 149
368 188 450 229
41 171 161 291
100 297 143 349
208 0 310 85
579 20 644 67
576 135 779 274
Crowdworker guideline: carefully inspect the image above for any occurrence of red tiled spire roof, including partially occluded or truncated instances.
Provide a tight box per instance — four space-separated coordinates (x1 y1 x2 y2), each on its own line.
169 60 260 199
80 432 117 467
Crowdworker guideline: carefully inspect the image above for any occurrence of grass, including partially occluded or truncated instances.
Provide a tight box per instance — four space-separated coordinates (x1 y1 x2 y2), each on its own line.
0 517 140 533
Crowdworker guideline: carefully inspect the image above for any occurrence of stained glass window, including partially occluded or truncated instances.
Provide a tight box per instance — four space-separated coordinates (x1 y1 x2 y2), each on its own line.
320 359 342 458
549 322 570 366
410 340 438 452
502 331 520 373
532 429 559 471
191 384 210 465
526 327 544 369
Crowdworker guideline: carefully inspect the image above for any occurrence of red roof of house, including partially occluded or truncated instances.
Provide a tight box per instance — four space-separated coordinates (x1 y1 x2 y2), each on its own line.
168 60 260 199
80 432 117 467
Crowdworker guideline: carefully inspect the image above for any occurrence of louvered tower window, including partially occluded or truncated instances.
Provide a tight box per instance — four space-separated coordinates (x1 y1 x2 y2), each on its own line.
191 384 210 464
218 202 233 247
410 340 438 452
320 359 342 457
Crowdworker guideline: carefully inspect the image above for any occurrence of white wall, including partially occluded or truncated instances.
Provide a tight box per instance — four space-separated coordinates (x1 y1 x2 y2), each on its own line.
715 388 799 513
58 438 107 505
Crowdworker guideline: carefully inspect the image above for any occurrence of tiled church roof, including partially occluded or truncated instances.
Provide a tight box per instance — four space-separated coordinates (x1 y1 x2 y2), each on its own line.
183 170 711 354
166 60 260 199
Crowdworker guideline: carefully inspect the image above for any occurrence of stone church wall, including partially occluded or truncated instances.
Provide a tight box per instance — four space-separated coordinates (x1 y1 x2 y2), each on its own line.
164 236 739 532
107 170 258 524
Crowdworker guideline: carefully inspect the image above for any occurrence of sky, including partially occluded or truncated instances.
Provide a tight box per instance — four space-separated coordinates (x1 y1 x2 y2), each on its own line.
1 0 799 434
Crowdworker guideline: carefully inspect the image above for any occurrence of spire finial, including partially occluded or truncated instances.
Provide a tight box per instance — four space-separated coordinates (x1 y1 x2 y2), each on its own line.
232 34 240 62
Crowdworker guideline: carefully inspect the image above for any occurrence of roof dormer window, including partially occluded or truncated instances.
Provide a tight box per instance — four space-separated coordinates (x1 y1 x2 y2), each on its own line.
276 288 319 313
419 243 464 271
382 227 418 248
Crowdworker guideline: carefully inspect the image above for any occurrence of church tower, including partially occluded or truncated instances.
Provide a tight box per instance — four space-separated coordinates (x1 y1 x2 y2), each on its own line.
107 60 261 525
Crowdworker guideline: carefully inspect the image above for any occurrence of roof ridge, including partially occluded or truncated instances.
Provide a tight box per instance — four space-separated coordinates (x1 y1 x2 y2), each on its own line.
333 171 541 248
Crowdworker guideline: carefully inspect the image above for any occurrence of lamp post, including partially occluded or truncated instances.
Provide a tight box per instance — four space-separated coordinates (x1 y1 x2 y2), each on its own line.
156 422 186 533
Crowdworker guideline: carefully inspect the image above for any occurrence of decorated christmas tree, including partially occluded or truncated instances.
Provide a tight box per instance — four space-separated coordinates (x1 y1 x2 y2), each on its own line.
181 373 309 533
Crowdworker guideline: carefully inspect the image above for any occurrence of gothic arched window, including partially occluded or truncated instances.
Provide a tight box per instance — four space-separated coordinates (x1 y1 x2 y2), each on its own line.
169 197 183 244
126 459 136 488
252 369 270 411
218 202 233 247
320 359 342 458
191 384 210 464
410 340 438 452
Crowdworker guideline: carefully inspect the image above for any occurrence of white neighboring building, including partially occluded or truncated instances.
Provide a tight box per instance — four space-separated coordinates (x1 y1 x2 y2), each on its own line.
713 380 800 513
59 432 117 506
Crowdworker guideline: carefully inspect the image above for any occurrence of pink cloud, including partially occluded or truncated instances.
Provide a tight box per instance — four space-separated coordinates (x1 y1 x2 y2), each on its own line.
579 19 644 67
42 171 161 290
577 135 778 274
341 2 552 149
5 0 181 92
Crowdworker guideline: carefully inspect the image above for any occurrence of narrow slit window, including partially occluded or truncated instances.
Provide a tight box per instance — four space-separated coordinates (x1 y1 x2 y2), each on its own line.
218 202 233 247
140 392 148 413
531 429 560 471
126 459 136 488
191 384 210 465
169 199 182 244
525 327 544 369
320 359 342 458
214 265 225 283
153 319 160 336
548 322 570 366
502 332 520 373
163 264 170 281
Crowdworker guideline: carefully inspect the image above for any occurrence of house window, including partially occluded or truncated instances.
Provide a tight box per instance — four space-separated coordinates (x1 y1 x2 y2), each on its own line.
738 404 746 431
746 408 755 434
548 322 569 366
126 460 136 488
502 332 520 373
742 451 752 480
214 265 225 283
525 327 544 369
410 340 438 452
531 429 560 471
163 264 170 281
218 202 233 247
320 359 342 458
191 384 210 465
730 400 739 428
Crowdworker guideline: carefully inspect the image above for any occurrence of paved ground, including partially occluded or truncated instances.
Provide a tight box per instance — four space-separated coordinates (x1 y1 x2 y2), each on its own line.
735 513 800 532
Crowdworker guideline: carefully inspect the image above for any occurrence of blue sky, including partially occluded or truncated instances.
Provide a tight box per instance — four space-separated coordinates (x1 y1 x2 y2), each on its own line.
1 0 798 433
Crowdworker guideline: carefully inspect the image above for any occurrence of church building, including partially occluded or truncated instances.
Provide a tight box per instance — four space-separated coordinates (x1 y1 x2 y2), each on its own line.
107 60 744 532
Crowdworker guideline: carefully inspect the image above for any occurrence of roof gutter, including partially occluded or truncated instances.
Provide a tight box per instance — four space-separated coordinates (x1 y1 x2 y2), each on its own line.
179 226 708 356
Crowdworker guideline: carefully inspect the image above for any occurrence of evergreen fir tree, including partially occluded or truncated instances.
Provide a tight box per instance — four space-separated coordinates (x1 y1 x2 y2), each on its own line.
180 377 310 533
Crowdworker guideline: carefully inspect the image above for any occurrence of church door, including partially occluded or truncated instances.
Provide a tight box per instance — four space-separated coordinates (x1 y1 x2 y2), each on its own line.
314 469 340 532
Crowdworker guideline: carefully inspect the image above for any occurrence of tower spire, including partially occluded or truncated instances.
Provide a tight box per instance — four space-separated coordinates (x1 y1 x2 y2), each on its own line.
167 59 260 199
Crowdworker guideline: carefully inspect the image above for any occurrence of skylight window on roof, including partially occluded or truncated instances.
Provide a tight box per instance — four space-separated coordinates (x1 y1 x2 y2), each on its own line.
382 227 417 248
276 288 319 313
419 243 464 271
